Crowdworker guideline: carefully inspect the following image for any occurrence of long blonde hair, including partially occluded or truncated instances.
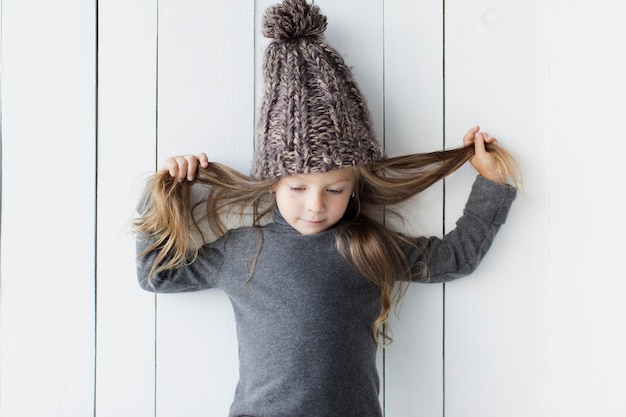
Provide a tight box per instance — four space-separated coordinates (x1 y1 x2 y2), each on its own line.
134 143 518 346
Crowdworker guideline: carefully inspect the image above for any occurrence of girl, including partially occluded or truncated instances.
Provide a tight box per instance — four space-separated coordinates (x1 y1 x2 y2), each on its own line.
135 1 518 416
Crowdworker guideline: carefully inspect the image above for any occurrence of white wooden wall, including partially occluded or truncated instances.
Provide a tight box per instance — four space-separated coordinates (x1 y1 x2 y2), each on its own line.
1 0 625 416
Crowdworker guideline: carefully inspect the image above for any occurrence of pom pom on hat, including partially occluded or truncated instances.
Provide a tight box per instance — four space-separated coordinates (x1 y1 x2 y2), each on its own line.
262 0 327 41
253 0 385 180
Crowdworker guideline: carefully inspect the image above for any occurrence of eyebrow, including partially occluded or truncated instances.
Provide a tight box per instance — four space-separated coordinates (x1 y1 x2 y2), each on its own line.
328 178 352 184
287 178 351 185
286 171 355 185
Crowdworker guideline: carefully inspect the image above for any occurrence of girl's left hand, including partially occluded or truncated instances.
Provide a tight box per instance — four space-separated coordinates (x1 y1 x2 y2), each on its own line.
463 126 506 184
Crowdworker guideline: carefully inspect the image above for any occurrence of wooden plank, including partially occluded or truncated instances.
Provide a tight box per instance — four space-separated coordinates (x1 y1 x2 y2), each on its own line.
154 1 254 415
443 0 549 416
382 1 445 415
95 1 158 415
548 1 626 415
0 0 96 416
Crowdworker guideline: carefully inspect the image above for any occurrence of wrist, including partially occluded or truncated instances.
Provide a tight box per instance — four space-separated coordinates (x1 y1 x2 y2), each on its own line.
479 170 507 185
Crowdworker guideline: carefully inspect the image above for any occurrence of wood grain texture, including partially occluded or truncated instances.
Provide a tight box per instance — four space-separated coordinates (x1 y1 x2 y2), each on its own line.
154 1 254 415
95 0 158 415
548 1 626 416
4 0 626 416
0 0 96 415
443 0 549 416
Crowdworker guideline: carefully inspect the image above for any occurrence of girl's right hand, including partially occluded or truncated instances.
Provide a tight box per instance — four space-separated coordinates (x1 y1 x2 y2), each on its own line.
160 153 209 182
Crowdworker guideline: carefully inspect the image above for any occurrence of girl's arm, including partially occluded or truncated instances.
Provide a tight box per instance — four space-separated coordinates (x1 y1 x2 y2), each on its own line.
136 230 228 293
405 175 516 283
135 152 217 293
407 127 517 282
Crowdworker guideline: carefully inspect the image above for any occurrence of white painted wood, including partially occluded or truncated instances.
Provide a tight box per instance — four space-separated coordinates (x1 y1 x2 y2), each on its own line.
95 1 158 415
443 1 549 416
4 1 626 416
548 1 626 415
382 0 445 415
0 0 96 416
154 1 254 415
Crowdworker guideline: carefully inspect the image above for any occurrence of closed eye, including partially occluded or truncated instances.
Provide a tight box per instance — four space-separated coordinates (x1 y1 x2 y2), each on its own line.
326 189 344 195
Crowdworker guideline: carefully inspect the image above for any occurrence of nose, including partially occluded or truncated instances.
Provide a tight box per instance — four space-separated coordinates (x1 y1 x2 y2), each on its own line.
306 191 325 213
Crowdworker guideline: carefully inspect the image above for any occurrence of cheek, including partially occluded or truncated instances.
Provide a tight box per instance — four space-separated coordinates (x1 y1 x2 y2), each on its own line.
274 192 299 214
331 196 351 215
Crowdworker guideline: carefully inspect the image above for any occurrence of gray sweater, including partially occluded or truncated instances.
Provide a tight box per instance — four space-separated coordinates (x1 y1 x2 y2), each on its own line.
136 175 516 417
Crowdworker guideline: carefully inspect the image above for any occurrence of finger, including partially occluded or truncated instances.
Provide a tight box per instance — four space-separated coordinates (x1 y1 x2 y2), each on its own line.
197 152 209 168
473 132 488 157
160 158 173 173
483 133 498 145
160 158 180 179
463 125 481 147
183 154 199 181
173 157 189 182
475 133 501 173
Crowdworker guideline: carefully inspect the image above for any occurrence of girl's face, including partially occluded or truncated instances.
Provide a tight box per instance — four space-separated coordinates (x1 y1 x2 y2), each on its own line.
272 168 356 235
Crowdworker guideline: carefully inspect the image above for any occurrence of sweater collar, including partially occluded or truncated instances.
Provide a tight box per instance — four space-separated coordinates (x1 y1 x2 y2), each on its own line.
271 207 295 231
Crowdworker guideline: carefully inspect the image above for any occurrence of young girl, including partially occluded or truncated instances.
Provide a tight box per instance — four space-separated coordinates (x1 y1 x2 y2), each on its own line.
135 1 518 416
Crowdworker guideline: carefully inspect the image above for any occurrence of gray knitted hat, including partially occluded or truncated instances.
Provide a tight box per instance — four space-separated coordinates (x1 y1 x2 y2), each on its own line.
252 0 385 180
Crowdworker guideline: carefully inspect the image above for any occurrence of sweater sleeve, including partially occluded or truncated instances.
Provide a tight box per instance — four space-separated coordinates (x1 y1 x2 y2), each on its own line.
135 232 229 293
403 175 517 283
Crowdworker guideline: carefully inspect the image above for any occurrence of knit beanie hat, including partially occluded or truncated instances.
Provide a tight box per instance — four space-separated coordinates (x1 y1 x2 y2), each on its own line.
252 0 385 180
